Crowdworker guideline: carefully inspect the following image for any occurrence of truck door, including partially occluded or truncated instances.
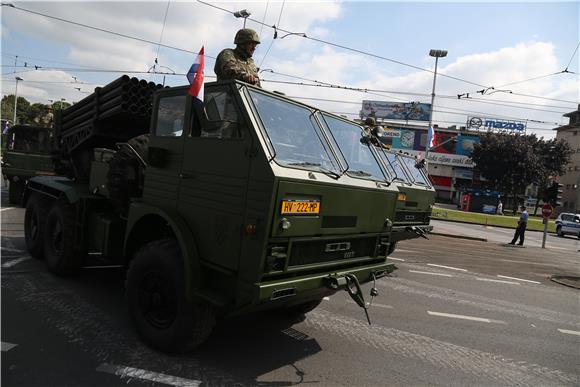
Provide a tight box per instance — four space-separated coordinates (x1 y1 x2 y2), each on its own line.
142 91 188 210
179 86 252 271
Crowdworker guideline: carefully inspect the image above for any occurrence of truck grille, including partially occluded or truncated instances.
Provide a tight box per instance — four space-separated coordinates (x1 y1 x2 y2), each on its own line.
289 237 377 267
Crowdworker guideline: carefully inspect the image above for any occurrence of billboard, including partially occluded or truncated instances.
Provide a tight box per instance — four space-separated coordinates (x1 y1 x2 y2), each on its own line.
467 116 525 131
456 134 480 156
391 129 416 149
361 101 431 122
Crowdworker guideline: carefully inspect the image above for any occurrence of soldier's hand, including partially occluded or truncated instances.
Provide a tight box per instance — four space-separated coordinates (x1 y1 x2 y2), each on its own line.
245 74 258 85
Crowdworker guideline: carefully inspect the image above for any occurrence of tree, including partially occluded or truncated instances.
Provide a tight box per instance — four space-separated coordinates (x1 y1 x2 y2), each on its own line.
471 132 573 213
0 95 53 127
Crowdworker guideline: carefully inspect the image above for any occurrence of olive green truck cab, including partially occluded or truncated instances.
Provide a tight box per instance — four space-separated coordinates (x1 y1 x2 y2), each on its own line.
25 78 408 353
1 125 56 204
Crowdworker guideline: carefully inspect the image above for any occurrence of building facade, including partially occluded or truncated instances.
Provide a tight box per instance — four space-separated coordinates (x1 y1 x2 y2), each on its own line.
554 104 580 216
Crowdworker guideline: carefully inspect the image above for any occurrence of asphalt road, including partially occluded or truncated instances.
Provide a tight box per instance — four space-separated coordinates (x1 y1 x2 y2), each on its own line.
2 188 579 386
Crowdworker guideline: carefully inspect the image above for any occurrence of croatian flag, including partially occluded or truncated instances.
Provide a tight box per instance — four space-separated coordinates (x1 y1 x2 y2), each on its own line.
426 125 435 151
187 46 204 103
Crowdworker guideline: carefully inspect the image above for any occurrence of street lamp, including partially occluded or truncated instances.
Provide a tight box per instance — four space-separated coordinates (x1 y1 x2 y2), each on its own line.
233 9 251 28
426 49 447 160
13 76 23 125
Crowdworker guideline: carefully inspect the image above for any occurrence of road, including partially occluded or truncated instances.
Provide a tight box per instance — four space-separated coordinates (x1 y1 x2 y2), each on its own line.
2 189 579 386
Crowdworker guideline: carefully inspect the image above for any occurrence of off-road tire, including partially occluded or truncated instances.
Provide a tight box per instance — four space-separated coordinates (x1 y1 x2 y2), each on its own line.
8 179 25 205
556 225 563 237
126 238 215 353
284 298 323 316
24 193 51 259
44 200 86 276
107 134 149 214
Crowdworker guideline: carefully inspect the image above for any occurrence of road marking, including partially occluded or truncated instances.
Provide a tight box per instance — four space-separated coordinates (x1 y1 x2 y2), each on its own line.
394 249 414 253
323 297 330 301
476 278 521 285
549 246 569 251
427 263 467 272
389 257 405 261
96 363 202 386
409 270 453 277
1 342 18 351
558 329 580 336
348 300 393 309
1 247 25 253
427 311 505 324
497 275 541 284
0 207 17 212
1 257 31 268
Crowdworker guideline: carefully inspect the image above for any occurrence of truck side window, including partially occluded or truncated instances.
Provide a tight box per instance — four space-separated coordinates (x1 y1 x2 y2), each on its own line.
200 90 241 139
156 95 186 137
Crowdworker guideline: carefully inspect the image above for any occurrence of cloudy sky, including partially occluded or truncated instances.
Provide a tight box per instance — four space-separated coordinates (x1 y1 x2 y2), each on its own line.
1 0 579 138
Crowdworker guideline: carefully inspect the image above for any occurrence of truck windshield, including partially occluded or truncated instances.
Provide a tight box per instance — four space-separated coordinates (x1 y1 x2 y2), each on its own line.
399 155 431 186
375 150 411 183
248 90 341 175
319 114 387 182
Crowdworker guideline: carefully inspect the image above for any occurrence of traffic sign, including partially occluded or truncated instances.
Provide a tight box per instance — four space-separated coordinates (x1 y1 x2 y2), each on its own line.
541 204 553 218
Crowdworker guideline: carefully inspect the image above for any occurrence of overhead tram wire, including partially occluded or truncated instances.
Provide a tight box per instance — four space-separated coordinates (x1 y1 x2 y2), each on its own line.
6 2 576 107
258 0 271 37
150 0 172 76
564 40 580 72
259 0 286 70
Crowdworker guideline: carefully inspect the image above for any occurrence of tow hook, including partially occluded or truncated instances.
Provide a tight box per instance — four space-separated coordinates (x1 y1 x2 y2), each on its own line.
324 273 380 325
407 226 429 240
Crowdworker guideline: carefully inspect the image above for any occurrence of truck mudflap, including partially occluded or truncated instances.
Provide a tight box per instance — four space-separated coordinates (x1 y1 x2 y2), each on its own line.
255 261 395 319
391 225 433 242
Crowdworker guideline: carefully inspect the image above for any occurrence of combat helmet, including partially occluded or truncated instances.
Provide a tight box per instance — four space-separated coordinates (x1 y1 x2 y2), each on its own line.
234 28 261 45
364 117 376 126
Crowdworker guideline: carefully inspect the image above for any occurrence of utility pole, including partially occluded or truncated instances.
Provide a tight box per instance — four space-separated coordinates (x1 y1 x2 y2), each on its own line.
425 49 447 162
13 76 23 125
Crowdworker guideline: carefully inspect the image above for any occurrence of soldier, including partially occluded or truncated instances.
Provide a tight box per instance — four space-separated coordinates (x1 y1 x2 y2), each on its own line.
214 28 261 87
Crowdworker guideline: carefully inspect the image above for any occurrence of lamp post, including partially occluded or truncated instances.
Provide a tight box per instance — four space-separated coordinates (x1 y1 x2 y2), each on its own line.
425 49 447 160
13 76 23 125
234 9 251 27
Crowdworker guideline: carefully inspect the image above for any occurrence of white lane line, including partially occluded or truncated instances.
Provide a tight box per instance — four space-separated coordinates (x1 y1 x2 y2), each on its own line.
1 342 18 352
428 311 506 324
477 278 521 285
549 246 569 251
96 363 202 386
389 257 405 261
348 300 393 309
497 275 541 284
427 263 467 272
0 207 17 212
394 249 414 253
558 329 580 336
1 257 31 268
1 247 26 253
323 297 330 301
409 270 453 277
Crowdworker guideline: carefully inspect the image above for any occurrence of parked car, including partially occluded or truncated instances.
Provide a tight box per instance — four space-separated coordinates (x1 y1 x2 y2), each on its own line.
555 213 580 239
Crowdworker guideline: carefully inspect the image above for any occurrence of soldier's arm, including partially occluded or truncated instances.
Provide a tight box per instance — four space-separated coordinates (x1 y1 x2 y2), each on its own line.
218 51 252 82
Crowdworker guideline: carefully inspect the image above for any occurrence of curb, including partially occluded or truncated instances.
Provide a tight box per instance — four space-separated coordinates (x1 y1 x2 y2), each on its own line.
550 275 580 290
429 232 487 242
431 216 555 234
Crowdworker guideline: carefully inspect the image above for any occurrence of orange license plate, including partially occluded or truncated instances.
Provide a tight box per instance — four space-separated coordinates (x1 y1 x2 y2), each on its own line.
281 200 320 215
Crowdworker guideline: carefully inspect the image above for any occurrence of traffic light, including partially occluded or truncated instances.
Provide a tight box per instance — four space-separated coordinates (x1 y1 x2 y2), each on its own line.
545 181 564 207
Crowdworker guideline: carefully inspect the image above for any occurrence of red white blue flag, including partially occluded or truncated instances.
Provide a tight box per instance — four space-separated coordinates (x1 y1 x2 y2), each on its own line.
187 46 204 103
426 125 435 150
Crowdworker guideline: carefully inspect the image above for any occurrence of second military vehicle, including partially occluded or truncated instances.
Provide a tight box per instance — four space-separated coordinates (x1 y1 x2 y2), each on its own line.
24 75 405 353
2 125 56 204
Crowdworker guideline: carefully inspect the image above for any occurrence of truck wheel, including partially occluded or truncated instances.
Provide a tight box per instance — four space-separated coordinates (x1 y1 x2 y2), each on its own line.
44 201 86 276
126 239 215 353
556 225 563 237
24 193 51 259
284 298 323 316
8 179 25 205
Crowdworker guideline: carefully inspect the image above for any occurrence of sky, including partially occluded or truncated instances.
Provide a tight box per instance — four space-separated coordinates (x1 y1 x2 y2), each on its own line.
1 0 579 139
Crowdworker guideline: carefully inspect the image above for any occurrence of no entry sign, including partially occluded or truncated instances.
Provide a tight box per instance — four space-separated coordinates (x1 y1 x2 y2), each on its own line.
542 204 553 218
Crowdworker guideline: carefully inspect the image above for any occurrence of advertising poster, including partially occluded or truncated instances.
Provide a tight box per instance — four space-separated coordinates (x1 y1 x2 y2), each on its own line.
361 101 431 121
391 129 416 149
456 134 480 156
414 130 428 150
432 132 456 154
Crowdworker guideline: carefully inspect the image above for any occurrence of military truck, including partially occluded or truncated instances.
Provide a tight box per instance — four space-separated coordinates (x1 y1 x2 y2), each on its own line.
24 76 403 353
373 149 435 253
2 125 56 204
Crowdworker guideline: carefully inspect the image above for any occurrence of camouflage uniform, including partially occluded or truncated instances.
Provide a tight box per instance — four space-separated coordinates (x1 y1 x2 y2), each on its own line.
214 28 261 87
214 48 261 87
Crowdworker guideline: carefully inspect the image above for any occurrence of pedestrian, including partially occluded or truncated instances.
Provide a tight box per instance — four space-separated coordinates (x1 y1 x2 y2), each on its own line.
214 28 261 87
496 200 503 215
509 205 528 246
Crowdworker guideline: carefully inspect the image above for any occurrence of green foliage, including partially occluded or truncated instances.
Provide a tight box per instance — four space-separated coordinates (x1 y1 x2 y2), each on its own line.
1 95 54 127
471 132 573 211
